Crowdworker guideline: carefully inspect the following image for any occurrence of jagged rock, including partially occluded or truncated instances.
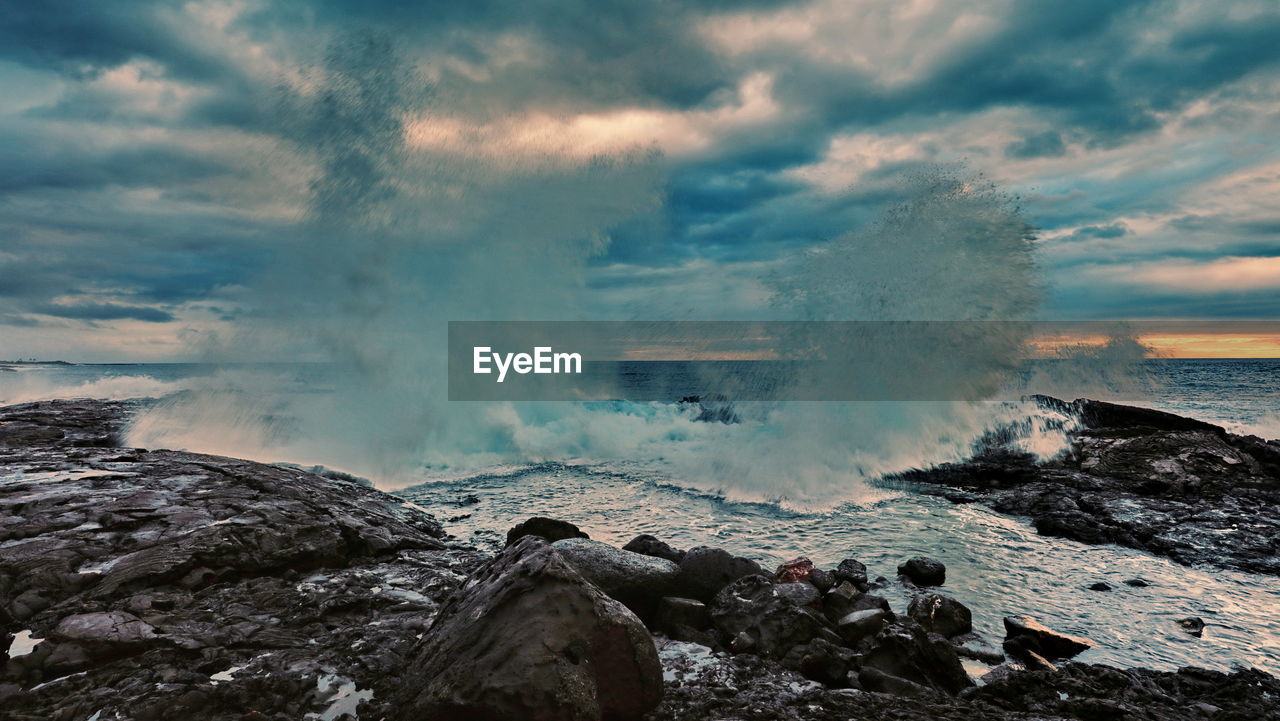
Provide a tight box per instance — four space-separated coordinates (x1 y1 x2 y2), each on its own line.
395 537 662 721
1003 615 1095 660
861 622 971 695
907 593 972 638
674 547 765 602
775 557 814 583
505 517 589 546
809 568 835 592
550 538 680 618
898 557 946 586
833 559 869 589
776 582 820 607
822 581 862 621
622 534 685 563
52 611 157 648
858 666 934 697
709 575 825 658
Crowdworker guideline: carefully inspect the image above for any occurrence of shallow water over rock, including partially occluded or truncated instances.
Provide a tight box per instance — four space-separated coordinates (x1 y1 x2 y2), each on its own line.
401 462 1280 676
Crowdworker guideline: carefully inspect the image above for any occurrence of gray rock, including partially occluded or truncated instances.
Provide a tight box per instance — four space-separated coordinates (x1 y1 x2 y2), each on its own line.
551 538 680 617
862 623 971 695
775 582 821 607
52 611 157 646
675 547 765 602
835 608 885 643
395 536 662 721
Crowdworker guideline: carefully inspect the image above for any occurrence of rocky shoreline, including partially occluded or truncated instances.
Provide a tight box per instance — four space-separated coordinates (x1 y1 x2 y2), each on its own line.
2 399 1278 720
894 396 1280 576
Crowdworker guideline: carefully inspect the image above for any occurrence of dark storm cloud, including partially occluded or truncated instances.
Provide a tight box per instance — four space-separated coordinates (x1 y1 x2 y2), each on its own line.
0 0 1278 352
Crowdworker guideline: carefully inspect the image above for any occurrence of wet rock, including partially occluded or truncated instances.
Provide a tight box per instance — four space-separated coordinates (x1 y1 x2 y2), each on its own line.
622 534 685 563
1125 578 1151 587
775 582 820 607
951 632 1004 664
709 575 825 658
898 557 946 586
833 558 869 589
834 608 885 643
505 516 589 546
781 638 854 686
1003 615 1094 660
1088 582 1112 591
395 537 662 721
858 666 934 697
775 557 814 583
674 547 765 602
550 538 680 618
822 581 862 621
1177 617 1206 637
907 593 972 638
809 568 835 592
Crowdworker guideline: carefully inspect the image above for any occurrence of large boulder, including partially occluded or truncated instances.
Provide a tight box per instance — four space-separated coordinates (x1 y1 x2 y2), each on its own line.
394 537 662 721
506 517 589 547
550 538 680 618
907 593 972 638
709 575 826 658
674 547 765 602
1003 615 1094 660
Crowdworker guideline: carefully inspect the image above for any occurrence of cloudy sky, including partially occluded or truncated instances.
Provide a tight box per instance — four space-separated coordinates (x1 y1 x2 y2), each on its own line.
2 0 1279 361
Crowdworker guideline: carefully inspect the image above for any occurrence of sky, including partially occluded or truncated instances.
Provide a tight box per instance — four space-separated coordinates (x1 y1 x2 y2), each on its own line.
1 0 1279 361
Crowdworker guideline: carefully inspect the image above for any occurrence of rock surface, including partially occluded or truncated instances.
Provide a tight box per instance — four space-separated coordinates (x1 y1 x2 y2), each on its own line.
896 396 1280 575
0 399 485 720
394 536 663 721
551 537 680 618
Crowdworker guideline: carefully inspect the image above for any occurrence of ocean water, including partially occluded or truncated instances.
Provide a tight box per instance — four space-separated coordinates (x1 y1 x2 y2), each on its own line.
2 359 1278 676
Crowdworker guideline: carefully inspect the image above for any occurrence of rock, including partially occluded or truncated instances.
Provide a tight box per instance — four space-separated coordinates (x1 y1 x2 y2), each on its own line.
834 608 885 643
907 593 972 638
951 632 1004 664
898 557 946 586
1177 617 1206 637
1003 615 1095 660
395 536 662 721
858 666 934 697
622 534 685 563
674 547 765 602
775 582 820 607
822 581 863 621
550 538 680 618
775 557 814 583
505 517 589 546
781 638 854 686
1125 578 1151 587
833 558 869 589
1088 582 1113 591
861 622 970 695
52 611 158 648
809 568 835 592
709 575 825 658
655 597 710 636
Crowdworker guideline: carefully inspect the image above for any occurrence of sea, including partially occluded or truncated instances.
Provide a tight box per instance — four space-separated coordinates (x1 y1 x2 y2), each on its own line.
2 359 1278 677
